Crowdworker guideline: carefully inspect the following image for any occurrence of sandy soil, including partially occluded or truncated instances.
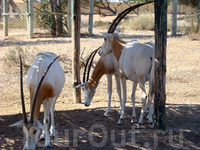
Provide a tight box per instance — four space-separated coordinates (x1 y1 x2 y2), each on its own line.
0 25 200 150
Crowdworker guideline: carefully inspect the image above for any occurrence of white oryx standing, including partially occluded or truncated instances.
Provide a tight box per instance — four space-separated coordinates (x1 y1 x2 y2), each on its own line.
76 51 122 117
10 52 65 150
99 33 155 128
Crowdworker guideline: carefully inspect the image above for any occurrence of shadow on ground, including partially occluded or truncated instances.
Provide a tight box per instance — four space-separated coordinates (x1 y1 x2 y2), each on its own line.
0 104 200 150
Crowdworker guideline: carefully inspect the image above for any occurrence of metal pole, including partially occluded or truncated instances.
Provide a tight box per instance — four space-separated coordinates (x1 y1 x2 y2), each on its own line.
88 0 94 35
26 0 29 33
28 0 33 39
71 0 81 103
172 0 178 36
3 0 8 37
154 0 167 131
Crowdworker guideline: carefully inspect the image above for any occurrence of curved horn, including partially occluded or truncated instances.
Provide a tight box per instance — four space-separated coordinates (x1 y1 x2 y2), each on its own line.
29 55 60 123
86 46 101 82
83 1 154 83
108 1 154 33
19 55 28 124
83 47 100 83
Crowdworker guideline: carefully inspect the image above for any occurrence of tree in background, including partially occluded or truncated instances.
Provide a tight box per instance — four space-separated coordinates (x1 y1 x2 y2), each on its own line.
35 0 68 36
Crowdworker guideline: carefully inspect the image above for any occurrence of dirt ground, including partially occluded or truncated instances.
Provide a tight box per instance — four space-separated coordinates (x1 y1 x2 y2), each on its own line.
0 23 200 150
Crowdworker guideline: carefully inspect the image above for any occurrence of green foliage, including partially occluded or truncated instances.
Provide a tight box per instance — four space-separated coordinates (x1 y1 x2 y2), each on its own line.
35 0 68 36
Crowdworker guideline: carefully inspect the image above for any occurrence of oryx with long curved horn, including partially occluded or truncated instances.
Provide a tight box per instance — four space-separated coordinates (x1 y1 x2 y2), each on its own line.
75 46 122 117
10 52 65 149
99 32 155 128
75 1 154 121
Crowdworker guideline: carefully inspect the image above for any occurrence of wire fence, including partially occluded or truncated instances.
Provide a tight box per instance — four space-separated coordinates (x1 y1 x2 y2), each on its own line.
0 0 199 38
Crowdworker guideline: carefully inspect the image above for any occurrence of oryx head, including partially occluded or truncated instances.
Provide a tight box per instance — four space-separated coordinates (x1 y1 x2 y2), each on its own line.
9 55 59 150
75 82 98 107
75 48 100 107
99 32 114 57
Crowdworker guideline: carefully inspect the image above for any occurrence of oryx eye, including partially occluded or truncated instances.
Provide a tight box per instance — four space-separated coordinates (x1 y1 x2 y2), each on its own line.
104 38 106 42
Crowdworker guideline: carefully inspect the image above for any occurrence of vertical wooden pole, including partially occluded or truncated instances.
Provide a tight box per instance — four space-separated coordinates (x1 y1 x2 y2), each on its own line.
67 0 71 36
172 0 178 36
3 0 8 37
28 0 33 39
154 0 167 131
88 0 94 35
71 0 81 103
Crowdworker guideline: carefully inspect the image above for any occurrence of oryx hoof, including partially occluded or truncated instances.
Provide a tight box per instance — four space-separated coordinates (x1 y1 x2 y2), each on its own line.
131 117 137 123
149 122 154 128
117 118 124 125
45 145 51 149
137 123 143 129
102 113 108 117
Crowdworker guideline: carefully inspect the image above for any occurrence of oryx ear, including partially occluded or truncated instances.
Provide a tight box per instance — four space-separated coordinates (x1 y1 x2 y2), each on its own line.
9 120 24 127
75 83 87 88
100 32 111 37
35 120 45 129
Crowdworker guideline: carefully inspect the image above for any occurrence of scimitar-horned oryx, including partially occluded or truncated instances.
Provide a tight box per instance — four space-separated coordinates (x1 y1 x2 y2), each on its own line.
75 46 122 117
10 52 65 149
99 33 155 128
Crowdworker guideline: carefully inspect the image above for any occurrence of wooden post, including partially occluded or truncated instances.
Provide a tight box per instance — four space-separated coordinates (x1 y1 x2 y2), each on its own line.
67 0 71 36
154 0 167 131
3 0 8 37
28 0 33 39
172 0 178 36
71 0 81 103
88 0 94 35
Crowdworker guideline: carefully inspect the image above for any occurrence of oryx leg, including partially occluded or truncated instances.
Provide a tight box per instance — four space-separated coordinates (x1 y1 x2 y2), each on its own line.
115 74 122 115
147 94 154 128
103 74 112 117
40 99 51 148
131 82 137 123
49 97 58 138
137 79 147 129
117 76 126 125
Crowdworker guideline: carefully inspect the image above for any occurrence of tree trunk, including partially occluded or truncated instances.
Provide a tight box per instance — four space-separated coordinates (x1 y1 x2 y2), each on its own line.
53 0 61 36
154 0 167 131
71 0 81 103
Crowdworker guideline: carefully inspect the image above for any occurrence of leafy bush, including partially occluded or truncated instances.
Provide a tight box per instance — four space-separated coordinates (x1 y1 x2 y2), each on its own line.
2 45 37 73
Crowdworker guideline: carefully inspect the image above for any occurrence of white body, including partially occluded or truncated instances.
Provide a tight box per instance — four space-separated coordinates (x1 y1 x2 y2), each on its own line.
99 33 155 128
10 52 65 149
76 52 122 117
